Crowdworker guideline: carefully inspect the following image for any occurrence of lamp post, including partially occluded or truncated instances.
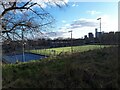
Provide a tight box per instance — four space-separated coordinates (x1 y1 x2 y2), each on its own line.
97 18 101 32
97 18 101 47
68 30 73 53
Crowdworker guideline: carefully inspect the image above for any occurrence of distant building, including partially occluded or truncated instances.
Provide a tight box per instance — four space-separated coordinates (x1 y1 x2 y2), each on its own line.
109 31 114 35
88 32 94 43
95 28 102 38
115 31 120 35
102 32 108 36
84 35 88 39
115 32 120 44
95 28 98 38
84 35 89 44
88 32 94 39
115 31 120 38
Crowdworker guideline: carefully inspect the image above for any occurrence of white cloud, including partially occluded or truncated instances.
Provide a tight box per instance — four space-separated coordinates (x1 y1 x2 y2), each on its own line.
72 4 75 7
0 0 69 11
45 31 67 39
56 15 118 39
76 5 79 7
32 0 68 8
87 10 102 15
58 26 96 39
39 3 47 8
59 23 70 31
29 14 117 39
62 20 66 23
6 0 119 2
55 18 97 38
65 24 70 27
0 5 3 14
68 0 118 2
5 0 68 8
69 18 97 29
72 3 79 7
96 15 118 32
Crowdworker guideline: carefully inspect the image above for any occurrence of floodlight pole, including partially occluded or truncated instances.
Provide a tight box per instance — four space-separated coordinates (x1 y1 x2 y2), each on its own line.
68 30 73 53
22 29 25 62
97 18 101 48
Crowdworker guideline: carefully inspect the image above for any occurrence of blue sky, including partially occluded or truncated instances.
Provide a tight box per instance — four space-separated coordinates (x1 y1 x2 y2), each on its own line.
2 0 117 39
0 0 118 41
41 2 118 39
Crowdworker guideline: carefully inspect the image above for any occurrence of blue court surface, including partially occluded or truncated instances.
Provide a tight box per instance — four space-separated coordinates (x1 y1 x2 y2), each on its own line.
3 53 47 64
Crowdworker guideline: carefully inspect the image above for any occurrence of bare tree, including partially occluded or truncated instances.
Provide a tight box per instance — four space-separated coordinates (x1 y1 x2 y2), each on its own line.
0 0 67 41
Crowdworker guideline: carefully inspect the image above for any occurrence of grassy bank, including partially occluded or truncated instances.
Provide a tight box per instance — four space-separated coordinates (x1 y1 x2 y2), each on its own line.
2 46 119 88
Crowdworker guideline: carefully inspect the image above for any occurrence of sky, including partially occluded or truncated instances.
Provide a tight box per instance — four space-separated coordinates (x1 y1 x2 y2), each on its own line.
0 0 118 39
41 1 118 39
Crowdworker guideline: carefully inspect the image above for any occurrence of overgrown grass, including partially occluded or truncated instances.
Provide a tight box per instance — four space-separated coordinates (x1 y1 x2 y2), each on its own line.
29 45 111 56
2 46 119 88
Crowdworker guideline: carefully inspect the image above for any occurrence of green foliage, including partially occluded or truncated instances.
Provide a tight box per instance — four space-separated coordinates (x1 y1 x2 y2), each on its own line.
2 46 119 88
